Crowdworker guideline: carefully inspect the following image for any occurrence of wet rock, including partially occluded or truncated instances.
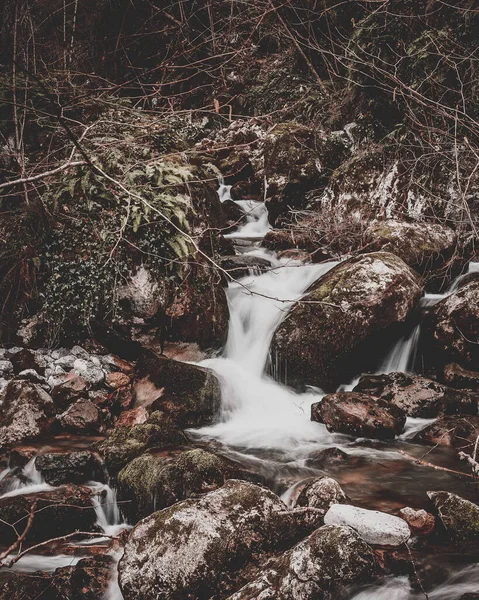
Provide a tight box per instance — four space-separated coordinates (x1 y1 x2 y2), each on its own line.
118 480 296 600
294 476 347 528
324 504 410 546
8 446 37 468
312 392 406 439
115 406 149 427
95 414 187 474
0 485 97 545
425 280 479 369
35 451 104 485
398 507 435 536
443 363 479 391
305 447 351 469
272 252 422 390
428 491 479 542
263 229 320 253
354 372 478 418
364 219 457 275
412 415 479 450
105 371 131 389
58 399 103 434
17 369 46 383
0 380 56 450
134 351 221 427
226 525 377 600
50 373 89 407
117 448 262 521
219 254 272 278
0 573 53 600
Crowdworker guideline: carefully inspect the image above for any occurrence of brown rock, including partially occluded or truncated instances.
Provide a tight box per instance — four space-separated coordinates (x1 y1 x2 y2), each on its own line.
398 507 435 536
105 371 131 389
59 399 102 434
50 373 89 407
413 416 479 450
443 363 479 391
115 406 149 427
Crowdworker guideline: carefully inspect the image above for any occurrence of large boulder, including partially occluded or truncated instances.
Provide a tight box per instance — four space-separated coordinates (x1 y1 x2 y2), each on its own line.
312 392 406 440
0 380 56 450
226 525 377 600
412 416 479 450
364 220 457 276
272 252 422 390
428 491 479 542
133 352 221 427
293 477 347 528
118 480 296 600
353 372 478 418
94 413 187 474
117 448 263 521
425 280 479 369
323 504 411 546
35 451 104 486
0 485 97 545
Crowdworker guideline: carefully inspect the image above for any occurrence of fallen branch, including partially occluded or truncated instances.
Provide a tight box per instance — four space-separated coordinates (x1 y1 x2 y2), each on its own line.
398 450 474 478
0 160 85 191
0 501 37 561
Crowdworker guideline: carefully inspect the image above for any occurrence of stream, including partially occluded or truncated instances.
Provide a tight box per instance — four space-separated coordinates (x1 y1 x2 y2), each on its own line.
1 183 478 599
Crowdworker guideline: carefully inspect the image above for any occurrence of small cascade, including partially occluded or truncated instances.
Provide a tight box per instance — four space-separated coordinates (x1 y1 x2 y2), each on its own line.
0 457 54 498
103 551 125 600
377 324 421 374
89 483 128 537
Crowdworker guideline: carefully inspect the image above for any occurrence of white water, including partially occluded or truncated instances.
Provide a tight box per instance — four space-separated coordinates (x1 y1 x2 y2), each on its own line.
218 182 271 239
0 457 55 498
377 324 420 374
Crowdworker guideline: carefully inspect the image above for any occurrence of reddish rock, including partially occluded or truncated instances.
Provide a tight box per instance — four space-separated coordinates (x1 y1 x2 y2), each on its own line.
105 371 131 389
412 415 479 450
443 363 479 391
398 507 435 536
51 373 89 407
59 399 103 434
115 406 149 427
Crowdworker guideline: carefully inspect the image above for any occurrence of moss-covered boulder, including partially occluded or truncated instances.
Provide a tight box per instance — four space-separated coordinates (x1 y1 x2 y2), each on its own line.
312 392 406 440
0 485 97 545
272 252 422 390
428 491 479 542
353 372 478 418
364 219 459 282
118 480 297 600
226 525 377 600
294 477 347 529
133 351 222 427
95 414 187 474
0 380 56 450
117 448 263 522
425 280 479 370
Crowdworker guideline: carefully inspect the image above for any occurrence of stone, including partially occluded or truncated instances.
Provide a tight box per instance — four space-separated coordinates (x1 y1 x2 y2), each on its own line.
443 363 479 390
294 476 348 528
105 371 131 389
0 380 55 450
54 354 76 369
398 507 435 536
0 359 13 375
10 348 44 375
118 480 296 600
134 351 221 427
58 399 102 434
50 372 89 407
412 416 479 450
428 491 479 542
272 252 422 390
101 353 135 375
354 372 478 418
324 504 411 546
17 369 46 383
115 406 149 427
72 345 90 359
226 525 377 600
73 359 105 386
312 392 406 439
117 448 263 521
35 451 104 485
0 485 97 545
219 254 272 278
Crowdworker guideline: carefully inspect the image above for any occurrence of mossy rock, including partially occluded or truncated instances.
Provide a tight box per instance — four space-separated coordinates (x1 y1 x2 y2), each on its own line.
428 491 479 542
272 252 422 390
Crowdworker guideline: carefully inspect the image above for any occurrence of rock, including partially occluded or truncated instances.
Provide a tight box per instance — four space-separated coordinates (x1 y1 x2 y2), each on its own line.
95 415 187 474
364 219 457 275
219 254 272 278
118 480 296 600
73 359 105 386
10 348 44 375
117 448 262 521
353 372 478 418
312 392 406 439
398 507 435 536
115 406 149 427
425 280 479 369
17 368 46 383
428 491 479 542
0 485 97 545
134 351 221 427
227 525 377 600
58 399 103 434
305 447 351 469
35 451 104 485
72 345 90 359
272 252 422 390
412 416 479 450
101 354 135 375
294 476 347 528
324 504 411 546
50 373 89 407
263 228 321 253
444 363 479 391
105 371 131 389
7 445 37 468
0 359 13 375
54 354 76 369
0 380 55 450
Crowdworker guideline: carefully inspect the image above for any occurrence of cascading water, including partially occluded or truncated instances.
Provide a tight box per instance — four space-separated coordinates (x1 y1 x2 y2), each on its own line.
0 457 54 498
218 177 271 239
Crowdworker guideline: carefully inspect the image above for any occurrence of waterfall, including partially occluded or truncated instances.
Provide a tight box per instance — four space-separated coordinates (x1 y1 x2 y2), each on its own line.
0 457 54 498
377 324 421 374
218 177 271 239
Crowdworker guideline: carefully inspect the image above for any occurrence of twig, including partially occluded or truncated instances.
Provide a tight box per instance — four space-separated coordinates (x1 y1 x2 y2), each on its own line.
398 450 474 478
0 161 85 191
0 501 37 561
